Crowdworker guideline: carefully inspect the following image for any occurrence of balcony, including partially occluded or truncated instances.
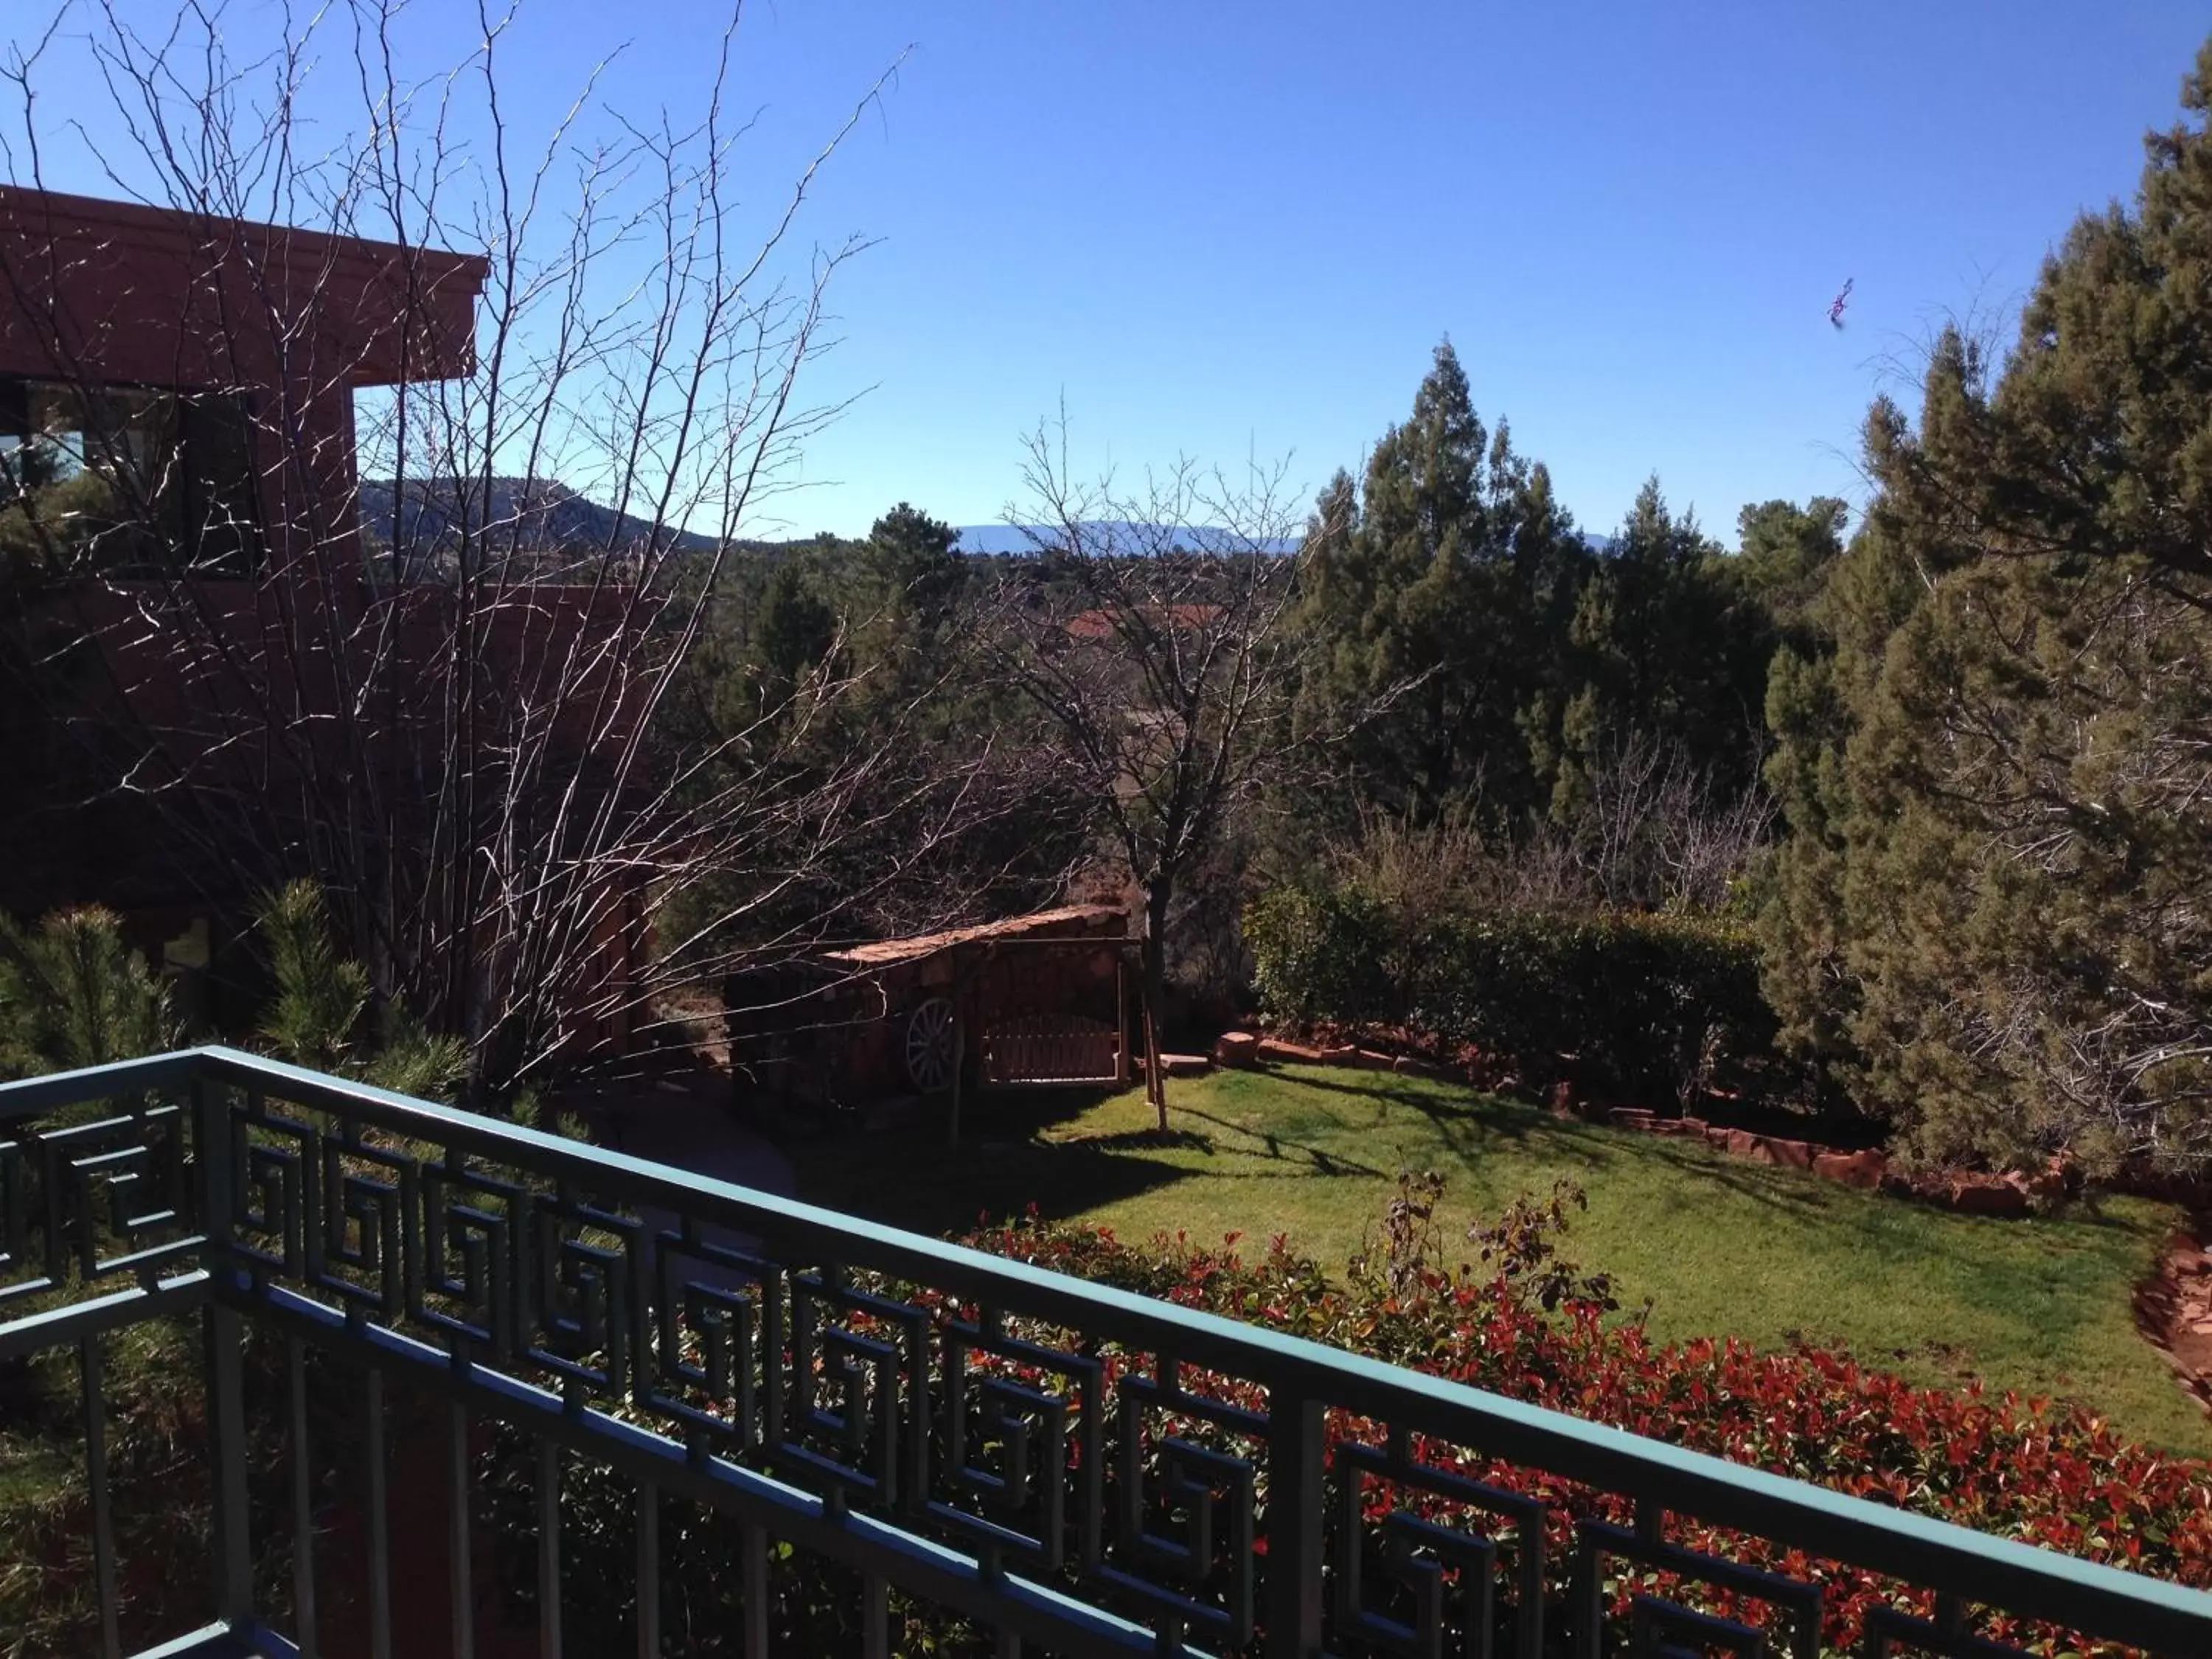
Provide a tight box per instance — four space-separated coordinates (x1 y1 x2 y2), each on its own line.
3 1047 2208 1658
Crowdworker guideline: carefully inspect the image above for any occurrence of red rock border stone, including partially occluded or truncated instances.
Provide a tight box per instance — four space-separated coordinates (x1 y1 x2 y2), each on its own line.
2135 1225 2212 1422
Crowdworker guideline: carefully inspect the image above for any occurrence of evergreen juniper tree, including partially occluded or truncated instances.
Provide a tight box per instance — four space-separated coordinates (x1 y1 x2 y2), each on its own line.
1551 479 1771 818
1293 341 1590 833
1759 38 2212 1172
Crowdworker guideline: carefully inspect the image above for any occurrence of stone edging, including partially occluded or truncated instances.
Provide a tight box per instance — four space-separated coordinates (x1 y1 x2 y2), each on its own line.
2135 1226 2212 1421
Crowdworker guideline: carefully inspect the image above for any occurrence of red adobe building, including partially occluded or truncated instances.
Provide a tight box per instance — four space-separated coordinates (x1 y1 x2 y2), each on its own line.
0 187 476 953
0 188 643 1054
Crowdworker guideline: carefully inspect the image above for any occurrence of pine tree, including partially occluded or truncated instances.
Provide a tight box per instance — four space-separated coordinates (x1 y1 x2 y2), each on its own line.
859 501 964 633
254 880 467 1099
0 907 175 1078
1293 341 1590 832
846 502 971 727
1735 495 1848 641
1759 38 2212 1171
1551 480 1769 818
747 558 842 724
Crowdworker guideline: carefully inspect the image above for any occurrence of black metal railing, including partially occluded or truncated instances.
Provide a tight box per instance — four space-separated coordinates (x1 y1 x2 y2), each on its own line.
2 1046 2209 1658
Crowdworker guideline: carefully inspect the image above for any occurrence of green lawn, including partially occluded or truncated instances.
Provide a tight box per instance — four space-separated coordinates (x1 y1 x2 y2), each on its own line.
793 1064 2211 1454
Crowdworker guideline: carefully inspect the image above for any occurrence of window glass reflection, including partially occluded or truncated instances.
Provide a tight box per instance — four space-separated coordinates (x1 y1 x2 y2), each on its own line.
0 377 260 581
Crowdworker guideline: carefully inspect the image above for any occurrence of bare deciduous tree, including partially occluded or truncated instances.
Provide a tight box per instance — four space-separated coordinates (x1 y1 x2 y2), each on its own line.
1567 731 1773 913
987 419 1371 1125
1330 732 1773 919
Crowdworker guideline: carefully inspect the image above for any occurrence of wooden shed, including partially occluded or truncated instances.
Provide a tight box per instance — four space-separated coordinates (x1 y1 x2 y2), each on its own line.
723 905 1131 1118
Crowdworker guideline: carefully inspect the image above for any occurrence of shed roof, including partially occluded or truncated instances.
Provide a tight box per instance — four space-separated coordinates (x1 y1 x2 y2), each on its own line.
821 905 1125 967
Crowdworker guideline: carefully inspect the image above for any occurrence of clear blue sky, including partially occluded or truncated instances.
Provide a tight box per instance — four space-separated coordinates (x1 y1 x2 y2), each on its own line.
12 2 2211 546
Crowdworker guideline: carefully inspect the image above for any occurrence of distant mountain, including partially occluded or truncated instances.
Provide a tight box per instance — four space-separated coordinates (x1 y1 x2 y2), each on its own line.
358 477 723 556
953 522 1302 556
952 525 1040 555
952 524 1606 558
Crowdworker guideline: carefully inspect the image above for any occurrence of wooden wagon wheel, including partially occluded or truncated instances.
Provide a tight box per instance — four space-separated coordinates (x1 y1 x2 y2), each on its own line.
904 996 959 1093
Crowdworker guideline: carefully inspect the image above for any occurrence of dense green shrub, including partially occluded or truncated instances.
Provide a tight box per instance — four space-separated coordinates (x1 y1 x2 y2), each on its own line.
1245 885 1778 1103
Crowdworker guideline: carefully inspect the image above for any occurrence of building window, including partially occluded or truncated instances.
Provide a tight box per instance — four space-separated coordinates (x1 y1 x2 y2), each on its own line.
0 377 260 581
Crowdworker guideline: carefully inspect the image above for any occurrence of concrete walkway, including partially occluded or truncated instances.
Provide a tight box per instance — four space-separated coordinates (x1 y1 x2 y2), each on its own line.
603 1071 796 1198
583 1069 797 1276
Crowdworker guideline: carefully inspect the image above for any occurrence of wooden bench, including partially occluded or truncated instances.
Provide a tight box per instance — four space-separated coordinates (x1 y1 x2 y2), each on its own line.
978 1014 1124 1088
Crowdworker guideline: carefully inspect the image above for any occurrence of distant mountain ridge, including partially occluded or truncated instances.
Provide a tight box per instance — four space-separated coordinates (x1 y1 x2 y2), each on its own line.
358 477 723 555
953 523 1301 555
956 524 1615 557
352 490 1604 562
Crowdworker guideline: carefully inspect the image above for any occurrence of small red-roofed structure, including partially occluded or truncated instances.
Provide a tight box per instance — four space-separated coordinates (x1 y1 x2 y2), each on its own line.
724 905 1132 1128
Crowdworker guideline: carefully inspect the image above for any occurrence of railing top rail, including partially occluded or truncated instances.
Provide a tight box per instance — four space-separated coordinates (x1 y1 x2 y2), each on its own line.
0 1049 203 1119
7 1045 2211 1644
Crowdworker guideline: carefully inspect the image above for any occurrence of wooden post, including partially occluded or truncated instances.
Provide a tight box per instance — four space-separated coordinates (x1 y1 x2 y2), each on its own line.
947 1018 966 1148
1114 949 1130 1087
948 947 969 1147
1143 1001 1164 1115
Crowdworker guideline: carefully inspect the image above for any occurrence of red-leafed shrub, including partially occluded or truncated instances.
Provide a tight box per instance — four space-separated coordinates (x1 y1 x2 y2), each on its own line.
962 1180 2212 1655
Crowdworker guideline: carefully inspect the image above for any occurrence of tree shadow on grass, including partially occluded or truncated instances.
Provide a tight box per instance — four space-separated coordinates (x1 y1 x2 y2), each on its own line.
956 1083 1125 1138
1229 1065 1610 1171
1621 1136 1840 1216
1066 1127 1216 1154
1158 1104 1391 1178
797 1088 1411 1239
793 1128 1196 1239
1621 1137 2163 1325
1251 1066 1500 1121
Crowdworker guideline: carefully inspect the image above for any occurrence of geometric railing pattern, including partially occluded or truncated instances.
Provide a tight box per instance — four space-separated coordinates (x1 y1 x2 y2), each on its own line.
3 1046 2211 1658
